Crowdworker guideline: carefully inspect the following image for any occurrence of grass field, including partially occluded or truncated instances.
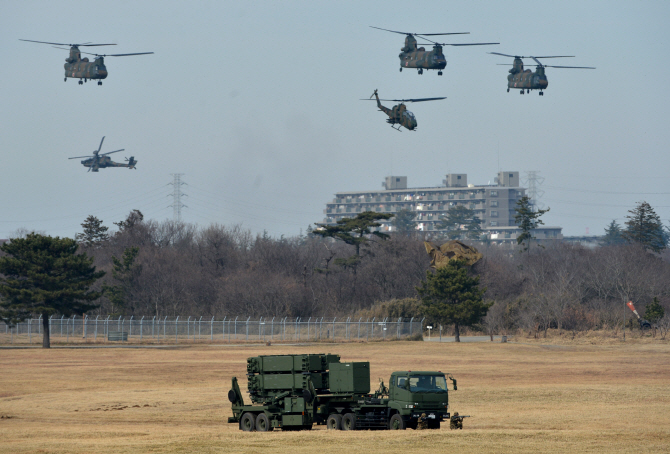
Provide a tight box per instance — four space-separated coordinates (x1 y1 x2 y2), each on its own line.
1 341 668 453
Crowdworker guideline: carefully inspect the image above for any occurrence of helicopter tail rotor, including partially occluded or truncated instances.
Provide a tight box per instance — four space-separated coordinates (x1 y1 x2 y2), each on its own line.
370 89 378 99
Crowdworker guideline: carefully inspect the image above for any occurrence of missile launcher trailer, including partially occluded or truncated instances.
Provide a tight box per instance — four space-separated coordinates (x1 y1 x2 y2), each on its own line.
228 354 457 432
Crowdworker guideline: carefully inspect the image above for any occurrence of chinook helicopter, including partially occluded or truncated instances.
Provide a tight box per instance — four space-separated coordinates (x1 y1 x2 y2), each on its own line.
488 52 595 95
371 26 498 75
362 90 446 131
20 39 153 85
69 137 137 172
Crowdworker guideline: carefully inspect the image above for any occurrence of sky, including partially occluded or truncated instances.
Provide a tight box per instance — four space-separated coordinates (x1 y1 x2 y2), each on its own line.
2 0 669 239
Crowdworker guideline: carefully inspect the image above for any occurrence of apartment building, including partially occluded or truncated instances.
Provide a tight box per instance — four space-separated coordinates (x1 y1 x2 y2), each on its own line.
323 171 562 242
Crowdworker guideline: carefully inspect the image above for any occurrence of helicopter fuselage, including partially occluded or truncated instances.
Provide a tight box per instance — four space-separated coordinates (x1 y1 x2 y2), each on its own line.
506 58 548 93
63 47 108 81
80 155 136 172
399 46 446 71
376 101 417 131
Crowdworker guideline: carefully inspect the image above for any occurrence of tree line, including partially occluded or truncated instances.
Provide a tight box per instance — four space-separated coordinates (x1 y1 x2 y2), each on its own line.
1 200 669 346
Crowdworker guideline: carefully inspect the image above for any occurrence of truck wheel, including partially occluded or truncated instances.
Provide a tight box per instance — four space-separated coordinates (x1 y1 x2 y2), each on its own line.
389 414 406 430
240 412 255 432
327 414 342 430
256 413 273 432
342 413 356 431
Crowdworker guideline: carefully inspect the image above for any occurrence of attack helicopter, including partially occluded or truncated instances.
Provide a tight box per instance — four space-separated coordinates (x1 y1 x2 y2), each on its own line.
20 39 153 85
371 26 498 75
362 90 446 131
488 52 595 96
69 137 137 172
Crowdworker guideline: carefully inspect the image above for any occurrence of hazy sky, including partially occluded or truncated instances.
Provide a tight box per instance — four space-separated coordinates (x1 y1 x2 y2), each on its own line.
2 1 669 239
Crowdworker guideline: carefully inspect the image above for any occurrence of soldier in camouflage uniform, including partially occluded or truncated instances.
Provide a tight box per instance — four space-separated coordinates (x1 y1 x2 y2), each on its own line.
417 413 429 430
450 412 463 430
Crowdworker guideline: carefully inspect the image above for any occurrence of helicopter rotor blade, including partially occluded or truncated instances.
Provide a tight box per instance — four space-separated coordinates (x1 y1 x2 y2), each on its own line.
102 52 154 57
419 42 499 46
488 52 576 59
101 149 125 156
370 26 469 36
543 65 596 69
390 97 447 103
20 39 116 47
69 155 94 159
96 136 105 155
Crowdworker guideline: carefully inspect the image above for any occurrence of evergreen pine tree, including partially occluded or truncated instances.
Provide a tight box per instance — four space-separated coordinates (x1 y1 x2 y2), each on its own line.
514 196 550 252
602 220 626 246
644 297 665 324
0 233 104 348
438 205 483 240
623 201 666 253
75 215 110 248
416 260 491 342
391 209 416 236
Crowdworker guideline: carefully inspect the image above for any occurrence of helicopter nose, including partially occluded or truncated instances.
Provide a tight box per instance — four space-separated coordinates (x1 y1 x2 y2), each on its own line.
97 69 108 79
539 79 548 88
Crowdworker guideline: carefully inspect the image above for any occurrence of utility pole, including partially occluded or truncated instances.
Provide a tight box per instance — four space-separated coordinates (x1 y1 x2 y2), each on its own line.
168 173 187 222
523 171 545 211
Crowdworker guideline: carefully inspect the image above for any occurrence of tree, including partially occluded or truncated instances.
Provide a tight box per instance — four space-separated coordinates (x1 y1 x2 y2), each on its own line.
602 220 626 246
438 205 483 240
622 201 666 253
75 215 110 248
644 297 665 324
416 259 491 342
102 247 141 315
314 211 393 257
514 196 550 252
391 209 416 236
0 233 104 348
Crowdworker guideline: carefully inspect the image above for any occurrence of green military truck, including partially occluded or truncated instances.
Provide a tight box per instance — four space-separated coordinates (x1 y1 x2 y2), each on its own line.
227 353 457 431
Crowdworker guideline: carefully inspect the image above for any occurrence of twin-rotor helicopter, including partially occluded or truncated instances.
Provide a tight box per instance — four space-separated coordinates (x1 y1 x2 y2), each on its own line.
489 52 595 95
20 39 153 85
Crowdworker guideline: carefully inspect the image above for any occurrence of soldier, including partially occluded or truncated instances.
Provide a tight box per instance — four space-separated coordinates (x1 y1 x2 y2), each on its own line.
417 413 429 430
450 412 463 430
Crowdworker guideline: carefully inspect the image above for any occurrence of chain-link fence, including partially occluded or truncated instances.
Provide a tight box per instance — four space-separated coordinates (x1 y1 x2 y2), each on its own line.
0 315 425 345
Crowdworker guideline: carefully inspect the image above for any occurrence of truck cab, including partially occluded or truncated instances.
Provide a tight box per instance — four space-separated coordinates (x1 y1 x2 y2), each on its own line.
387 371 455 429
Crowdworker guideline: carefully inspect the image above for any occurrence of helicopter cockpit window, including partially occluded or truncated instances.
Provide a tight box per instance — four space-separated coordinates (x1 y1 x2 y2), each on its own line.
404 111 415 120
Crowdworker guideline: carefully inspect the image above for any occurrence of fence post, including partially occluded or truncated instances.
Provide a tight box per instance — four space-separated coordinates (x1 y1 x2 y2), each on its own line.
397 317 402 339
210 316 214 341
383 317 388 340
332 317 336 340
234 316 238 340
94 316 99 340
420 318 425 337
222 316 227 341
163 316 168 340
271 317 275 341
259 317 264 342
281 317 285 341
140 316 144 341
128 316 133 338
371 317 375 339
60 315 64 337
245 316 250 341
175 316 179 342
346 317 350 339
199 316 202 340
28 317 32 343
409 317 414 336
38 315 42 335
294 317 299 340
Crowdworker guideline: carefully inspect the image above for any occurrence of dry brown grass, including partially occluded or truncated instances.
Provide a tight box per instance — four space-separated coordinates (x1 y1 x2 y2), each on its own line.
1 341 668 453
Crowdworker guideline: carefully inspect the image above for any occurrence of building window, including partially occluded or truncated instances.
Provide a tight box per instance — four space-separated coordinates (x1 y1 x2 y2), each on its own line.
490 200 498 207
490 221 498 226
458 194 465 199
490 191 498 197
491 211 498 217
448 194 454 200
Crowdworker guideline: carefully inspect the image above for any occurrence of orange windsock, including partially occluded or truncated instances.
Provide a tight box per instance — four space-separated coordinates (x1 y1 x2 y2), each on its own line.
626 301 640 319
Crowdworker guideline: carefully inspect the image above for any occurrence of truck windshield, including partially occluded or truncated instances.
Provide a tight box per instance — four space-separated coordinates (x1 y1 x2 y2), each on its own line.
409 375 447 393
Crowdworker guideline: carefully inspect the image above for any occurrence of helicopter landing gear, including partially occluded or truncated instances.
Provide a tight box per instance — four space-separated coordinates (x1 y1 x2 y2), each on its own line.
526 89 529 94
64 77 67 82
418 69 423 75
520 90 524 95
507 88 510 92
539 91 543 96
399 67 402 72
438 71 443 76
98 81 102 86
78 80 83 85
